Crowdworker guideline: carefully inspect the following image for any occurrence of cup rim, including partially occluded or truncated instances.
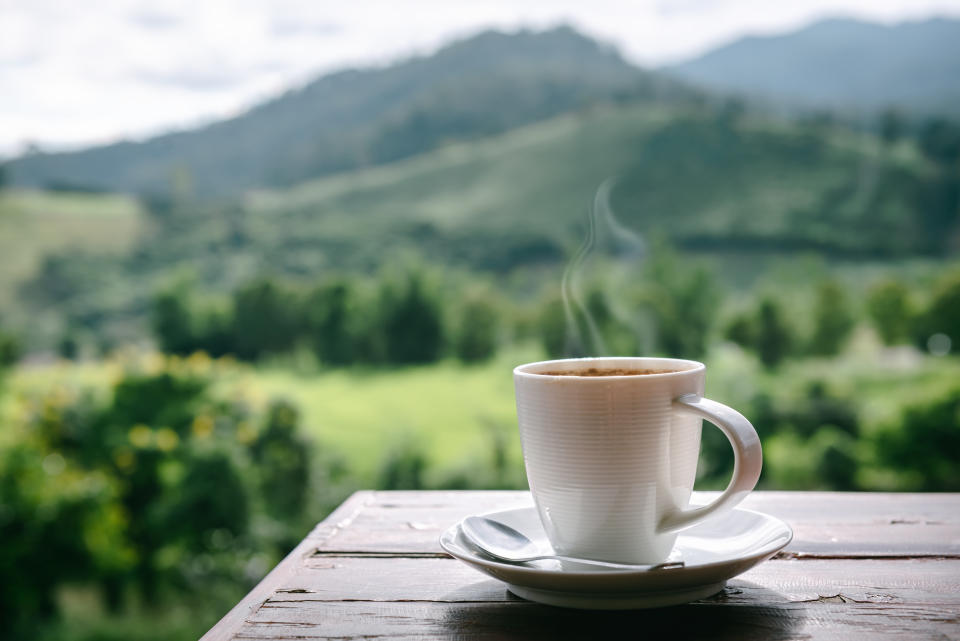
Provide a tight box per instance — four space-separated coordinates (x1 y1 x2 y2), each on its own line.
514 356 706 379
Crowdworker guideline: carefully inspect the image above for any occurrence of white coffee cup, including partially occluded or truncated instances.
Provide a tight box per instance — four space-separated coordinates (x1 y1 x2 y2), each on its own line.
514 357 762 564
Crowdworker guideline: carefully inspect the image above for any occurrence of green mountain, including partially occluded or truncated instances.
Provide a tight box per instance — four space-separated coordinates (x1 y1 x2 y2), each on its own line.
16 101 956 347
5 27 693 198
665 17 960 116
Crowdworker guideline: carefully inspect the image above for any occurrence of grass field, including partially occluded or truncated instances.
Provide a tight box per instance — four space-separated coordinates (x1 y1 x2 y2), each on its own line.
6 335 959 487
0 189 145 307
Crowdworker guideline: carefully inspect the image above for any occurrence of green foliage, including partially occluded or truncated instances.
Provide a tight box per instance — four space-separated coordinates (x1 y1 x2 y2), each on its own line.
151 279 200 356
0 359 326 639
755 298 794 369
808 279 855 356
640 245 719 360
764 426 859 490
918 118 960 167
725 296 795 369
303 279 359 366
376 438 428 490
873 387 960 490
537 297 567 359
251 400 311 520
0 327 20 370
453 293 501 364
0 444 131 637
231 278 302 360
916 268 960 354
867 279 913 345
378 270 445 365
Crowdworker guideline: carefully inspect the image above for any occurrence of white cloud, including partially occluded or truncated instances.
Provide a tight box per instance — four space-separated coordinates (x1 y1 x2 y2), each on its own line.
1 0 958 156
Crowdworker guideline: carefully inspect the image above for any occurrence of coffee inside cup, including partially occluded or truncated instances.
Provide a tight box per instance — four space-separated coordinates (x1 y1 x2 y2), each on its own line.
538 367 678 376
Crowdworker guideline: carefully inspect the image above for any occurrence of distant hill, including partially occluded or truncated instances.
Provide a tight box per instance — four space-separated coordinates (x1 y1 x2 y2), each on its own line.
17 102 955 344
665 17 960 116
5 27 693 198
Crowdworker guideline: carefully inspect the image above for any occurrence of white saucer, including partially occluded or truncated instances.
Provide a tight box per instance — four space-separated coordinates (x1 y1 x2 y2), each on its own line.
439 505 792 609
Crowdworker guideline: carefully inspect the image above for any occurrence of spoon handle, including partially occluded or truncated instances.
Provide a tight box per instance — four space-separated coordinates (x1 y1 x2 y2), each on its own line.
544 555 684 571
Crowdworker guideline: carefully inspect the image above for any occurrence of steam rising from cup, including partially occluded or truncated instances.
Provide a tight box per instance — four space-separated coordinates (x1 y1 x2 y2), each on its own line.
560 178 648 357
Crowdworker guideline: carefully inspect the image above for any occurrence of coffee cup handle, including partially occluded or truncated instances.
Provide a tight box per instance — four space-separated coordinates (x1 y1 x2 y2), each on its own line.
657 394 763 533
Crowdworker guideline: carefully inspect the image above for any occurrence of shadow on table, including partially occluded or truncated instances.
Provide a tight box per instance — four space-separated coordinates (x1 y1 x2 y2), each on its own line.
439 580 806 641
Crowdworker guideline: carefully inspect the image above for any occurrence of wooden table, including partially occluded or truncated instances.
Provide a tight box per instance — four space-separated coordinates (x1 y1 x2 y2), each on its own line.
203 491 960 640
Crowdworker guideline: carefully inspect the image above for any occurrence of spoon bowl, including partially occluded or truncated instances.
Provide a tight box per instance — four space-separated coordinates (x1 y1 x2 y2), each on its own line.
461 516 684 571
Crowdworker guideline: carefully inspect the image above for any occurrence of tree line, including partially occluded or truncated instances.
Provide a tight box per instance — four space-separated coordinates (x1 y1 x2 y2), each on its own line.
145 254 960 372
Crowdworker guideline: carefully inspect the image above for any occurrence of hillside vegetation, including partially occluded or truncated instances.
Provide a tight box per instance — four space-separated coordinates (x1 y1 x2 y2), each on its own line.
8 100 958 349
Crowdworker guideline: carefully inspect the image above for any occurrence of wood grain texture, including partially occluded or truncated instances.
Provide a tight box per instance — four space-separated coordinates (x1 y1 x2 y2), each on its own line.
236 602 959 641
315 491 960 557
203 491 960 640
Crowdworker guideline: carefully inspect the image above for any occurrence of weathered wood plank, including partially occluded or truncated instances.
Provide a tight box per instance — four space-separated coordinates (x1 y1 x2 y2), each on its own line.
315 491 960 558
235 601 959 640
204 491 960 640
270 557 960 605
347 491 960 524
200 492 372 641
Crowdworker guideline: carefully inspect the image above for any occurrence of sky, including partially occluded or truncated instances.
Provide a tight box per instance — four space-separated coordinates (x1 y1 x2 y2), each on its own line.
2 0 959 157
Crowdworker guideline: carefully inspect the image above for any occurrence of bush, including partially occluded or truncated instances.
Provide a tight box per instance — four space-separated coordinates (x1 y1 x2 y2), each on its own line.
453 293 500 363
376 438 428 490
536 296 567 359
251 400 311 520
2 359 325 638
0 327 22 370
231 278 302 360
726 296 794 369
641 246 719 360
916 269 960 354
808 279 854 356
873 388 960 490
378 270 445 365
867 279 912 345
303 279 359 366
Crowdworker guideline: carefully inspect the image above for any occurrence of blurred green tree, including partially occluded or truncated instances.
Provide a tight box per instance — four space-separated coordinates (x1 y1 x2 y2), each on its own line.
755 297 793 369
808 279 855 356
152 278 201 355
0 444 132 636
641 245 719 360
867 279 912 345
874 388 960 490
250 400 311 521
537 296 567 359
303 279 358 366
376 438 428 490
378 270 444 364
0 327 20 370
232 278 301 360
916 269 960 354
453 292 500 363
918 118 960 167
725 296 793 369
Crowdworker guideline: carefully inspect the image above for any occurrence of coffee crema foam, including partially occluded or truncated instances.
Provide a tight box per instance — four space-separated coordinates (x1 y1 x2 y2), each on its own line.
538 367 677 377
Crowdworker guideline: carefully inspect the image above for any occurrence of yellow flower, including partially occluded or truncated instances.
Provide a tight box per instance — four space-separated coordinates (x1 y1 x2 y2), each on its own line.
192 414 215 439
155 428 179 452
187 350 211 373
129 424 153 448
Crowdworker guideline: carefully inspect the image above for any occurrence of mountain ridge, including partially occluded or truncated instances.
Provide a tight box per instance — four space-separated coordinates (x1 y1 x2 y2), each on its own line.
6 26 693 198
665 16 960 116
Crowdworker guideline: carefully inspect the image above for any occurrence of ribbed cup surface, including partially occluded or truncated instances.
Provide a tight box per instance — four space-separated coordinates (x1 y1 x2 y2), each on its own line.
514 358 706 564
